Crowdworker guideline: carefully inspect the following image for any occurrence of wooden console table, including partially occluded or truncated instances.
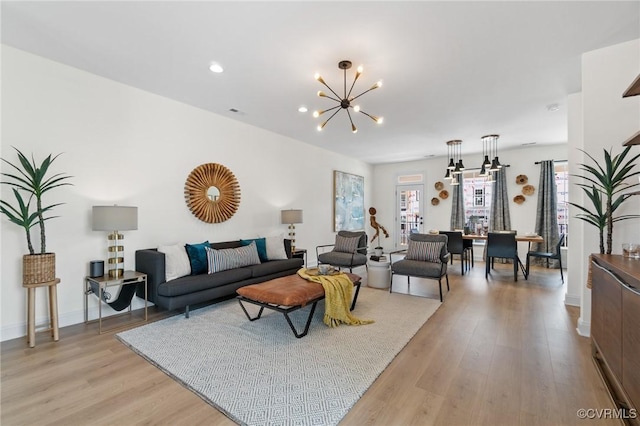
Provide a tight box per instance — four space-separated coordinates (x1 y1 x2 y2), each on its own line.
590 254 640 424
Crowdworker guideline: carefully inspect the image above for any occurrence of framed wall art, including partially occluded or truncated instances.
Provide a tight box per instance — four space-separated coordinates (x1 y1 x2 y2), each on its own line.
333 170 365 232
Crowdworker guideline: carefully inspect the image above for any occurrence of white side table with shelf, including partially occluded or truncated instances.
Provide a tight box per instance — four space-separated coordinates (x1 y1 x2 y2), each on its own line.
84 270 147 334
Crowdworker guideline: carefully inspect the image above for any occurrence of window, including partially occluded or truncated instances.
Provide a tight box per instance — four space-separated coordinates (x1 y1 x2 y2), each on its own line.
462 169 492 235
555 161 569 246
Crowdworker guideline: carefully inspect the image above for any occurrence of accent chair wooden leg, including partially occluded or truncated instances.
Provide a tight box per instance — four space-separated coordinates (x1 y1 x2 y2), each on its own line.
438 278 443 302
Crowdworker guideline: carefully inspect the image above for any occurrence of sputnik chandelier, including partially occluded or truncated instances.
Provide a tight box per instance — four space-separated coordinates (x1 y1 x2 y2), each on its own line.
313 60 383 133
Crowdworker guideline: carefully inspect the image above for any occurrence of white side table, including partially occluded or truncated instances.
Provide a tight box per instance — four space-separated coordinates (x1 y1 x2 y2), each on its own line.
367 256 391 289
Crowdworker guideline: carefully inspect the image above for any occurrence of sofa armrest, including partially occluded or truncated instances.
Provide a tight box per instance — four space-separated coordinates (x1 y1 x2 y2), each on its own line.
135 249 165 303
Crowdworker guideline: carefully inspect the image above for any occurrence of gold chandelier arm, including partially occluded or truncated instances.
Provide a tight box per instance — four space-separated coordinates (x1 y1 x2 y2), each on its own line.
316 74 342 100
351 83 381 102
358 109 383 124
314 105 341 117
318 108 342 130
346 109 357 133
346 66 363 99
317 91 341 103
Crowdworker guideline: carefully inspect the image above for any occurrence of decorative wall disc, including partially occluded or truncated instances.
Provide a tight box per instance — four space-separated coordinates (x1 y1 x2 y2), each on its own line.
184 163 241 223
513 195 525 204
439 190 449 199
434 181 444 190
522 184 535 196
431 197 440 206
516 175 528 185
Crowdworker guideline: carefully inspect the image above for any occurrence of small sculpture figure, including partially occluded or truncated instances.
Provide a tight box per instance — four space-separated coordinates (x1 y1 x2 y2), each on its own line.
369 207 389 246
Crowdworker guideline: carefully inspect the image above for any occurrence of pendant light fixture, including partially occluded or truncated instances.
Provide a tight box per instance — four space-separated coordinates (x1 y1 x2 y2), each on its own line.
479 135 492 177
445 140 463 185
481 134 501 172
313 60 383 133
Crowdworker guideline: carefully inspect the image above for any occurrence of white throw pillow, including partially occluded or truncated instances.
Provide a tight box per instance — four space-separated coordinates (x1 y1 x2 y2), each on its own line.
158 244 191 282
265 235 288 260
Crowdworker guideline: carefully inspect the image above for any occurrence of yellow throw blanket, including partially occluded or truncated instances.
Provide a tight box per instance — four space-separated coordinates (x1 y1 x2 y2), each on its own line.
298 268 374 328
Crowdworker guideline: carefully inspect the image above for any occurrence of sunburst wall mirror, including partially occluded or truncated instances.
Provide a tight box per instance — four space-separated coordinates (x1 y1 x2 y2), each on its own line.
184 163 241 223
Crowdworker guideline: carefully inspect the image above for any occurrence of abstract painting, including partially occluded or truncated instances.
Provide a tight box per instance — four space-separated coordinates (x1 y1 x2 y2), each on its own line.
333 170 365 231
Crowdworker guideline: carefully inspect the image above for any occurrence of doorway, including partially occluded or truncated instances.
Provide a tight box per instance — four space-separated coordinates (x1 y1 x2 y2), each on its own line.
396 184 423 248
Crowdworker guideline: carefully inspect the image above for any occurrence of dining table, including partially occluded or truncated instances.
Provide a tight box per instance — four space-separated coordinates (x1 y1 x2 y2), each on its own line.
462 233 544 251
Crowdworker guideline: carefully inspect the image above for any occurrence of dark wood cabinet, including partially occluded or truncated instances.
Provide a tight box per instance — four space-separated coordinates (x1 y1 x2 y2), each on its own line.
591 254 640 424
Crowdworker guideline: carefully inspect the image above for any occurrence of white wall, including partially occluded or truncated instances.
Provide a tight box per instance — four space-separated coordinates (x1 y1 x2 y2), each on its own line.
371 143 568 252
0 46 372 340
573 38 640 337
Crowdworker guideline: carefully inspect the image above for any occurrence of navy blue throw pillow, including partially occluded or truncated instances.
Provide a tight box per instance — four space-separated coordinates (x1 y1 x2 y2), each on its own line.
185 241 210 275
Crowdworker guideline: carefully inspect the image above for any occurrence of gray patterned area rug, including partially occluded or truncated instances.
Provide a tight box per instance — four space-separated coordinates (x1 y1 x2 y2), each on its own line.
116 287 441 426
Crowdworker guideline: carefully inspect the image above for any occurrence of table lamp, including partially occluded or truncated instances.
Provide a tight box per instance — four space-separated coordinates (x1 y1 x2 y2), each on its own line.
92 206 138 278
281 209 303 252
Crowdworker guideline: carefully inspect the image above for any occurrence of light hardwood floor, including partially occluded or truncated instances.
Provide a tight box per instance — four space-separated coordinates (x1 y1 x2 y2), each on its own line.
1 262 619 426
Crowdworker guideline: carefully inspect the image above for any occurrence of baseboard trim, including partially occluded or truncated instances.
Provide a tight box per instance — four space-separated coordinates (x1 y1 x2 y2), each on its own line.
577 317 591 337
0 298 153 342
564 293 581 307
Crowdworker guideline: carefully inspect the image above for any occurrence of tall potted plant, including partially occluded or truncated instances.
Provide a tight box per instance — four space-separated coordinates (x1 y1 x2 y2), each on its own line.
570 146 640 254
1 148 72 283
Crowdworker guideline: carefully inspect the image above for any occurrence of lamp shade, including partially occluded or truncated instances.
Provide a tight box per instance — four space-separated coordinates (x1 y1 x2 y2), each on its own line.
281 209 303 225
92 206 138 231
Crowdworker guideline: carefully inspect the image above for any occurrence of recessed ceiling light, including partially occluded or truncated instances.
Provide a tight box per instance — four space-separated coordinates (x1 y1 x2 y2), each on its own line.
298 106 308 113
209 63 224 73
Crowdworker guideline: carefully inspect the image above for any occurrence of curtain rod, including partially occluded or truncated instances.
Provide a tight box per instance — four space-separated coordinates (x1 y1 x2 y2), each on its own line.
535 160 567 164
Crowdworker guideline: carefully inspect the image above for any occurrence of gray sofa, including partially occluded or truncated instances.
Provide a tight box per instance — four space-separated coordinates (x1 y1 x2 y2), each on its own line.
135 239 303 317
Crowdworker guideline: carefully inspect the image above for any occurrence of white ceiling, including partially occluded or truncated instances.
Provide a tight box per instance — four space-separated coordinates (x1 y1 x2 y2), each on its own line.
2 1 639 164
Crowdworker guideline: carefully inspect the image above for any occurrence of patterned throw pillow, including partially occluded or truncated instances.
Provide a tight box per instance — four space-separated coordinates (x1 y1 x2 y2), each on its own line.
334 235 360 253
406 240 444 262
206 241 261 273
240 238 268 262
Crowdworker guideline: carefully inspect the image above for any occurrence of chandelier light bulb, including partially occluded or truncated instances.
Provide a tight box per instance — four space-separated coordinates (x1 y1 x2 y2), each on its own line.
376 116 383 124
312 111 320 118
353 105 361 112
317 91 326 97
351 123 357 133
357 65 364 74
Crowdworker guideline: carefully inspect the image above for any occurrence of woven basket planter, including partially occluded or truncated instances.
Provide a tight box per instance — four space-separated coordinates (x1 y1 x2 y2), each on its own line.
23 253 56 285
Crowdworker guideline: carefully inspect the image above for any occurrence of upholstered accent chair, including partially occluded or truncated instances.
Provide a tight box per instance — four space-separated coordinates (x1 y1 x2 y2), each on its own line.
525 233 565 282
389 233 450 302
316 231 368 273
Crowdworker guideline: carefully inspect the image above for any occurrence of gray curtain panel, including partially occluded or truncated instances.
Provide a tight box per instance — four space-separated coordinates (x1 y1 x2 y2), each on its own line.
450 176 465 230
489 167 511 231
532 160 560 267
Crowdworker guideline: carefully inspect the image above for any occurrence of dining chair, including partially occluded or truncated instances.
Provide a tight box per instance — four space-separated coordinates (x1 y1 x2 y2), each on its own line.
486 232 525 281
525 234 565 282
439 231 467 275
463 238 474 268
